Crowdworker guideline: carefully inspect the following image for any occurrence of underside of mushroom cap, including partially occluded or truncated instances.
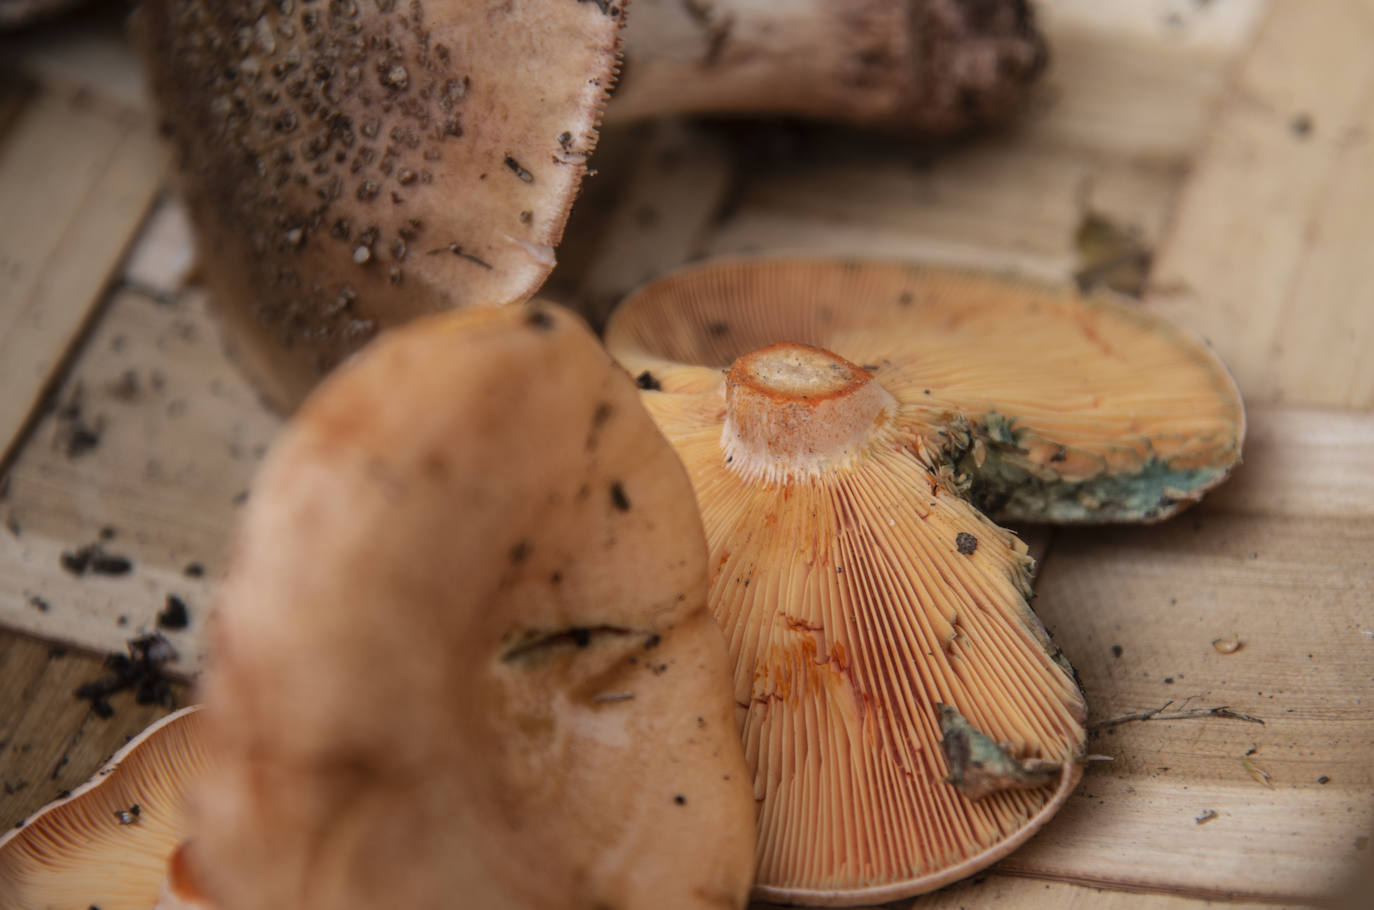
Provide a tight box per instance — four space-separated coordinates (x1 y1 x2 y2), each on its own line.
195 302 755 909
134 0 627 411
618 338 1088 900
597 256 1246 900
0 707 209 910
607 257 1245 524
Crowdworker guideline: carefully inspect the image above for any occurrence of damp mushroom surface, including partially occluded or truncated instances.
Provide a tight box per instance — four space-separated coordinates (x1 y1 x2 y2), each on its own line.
604 257 1245 903
189 301 756 909
0 707 212 910
133 0 626 411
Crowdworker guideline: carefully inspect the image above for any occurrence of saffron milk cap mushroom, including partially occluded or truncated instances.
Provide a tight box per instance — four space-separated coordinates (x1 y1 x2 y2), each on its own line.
133 0 627 411
604 258 1245 903
0 707 213 910
192 302 756 909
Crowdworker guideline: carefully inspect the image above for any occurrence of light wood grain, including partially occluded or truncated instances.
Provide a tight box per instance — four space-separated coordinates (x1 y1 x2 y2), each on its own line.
0 286 281 676
1148 0 1374 409
0 83 165 472
1006 406 1374 902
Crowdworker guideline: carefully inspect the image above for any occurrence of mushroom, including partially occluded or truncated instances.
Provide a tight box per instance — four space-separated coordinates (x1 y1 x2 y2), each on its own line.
603 257 1245 902
132 0 627 411
609 0 1047 134
191 301 756 909
0 707 212 909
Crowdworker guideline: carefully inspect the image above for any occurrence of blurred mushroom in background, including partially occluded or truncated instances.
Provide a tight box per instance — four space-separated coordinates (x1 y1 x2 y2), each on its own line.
191 301 757 909
609 0 1047 134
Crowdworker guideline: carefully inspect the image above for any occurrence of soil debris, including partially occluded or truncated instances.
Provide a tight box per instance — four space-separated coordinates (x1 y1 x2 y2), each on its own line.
73 634 179 718
60 543 134 577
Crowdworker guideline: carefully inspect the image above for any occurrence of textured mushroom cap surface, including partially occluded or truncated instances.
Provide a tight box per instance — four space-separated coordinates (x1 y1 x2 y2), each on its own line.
608 258 1245 524
0 707 210 910
598 256 1247 900
194 303 755 910
134 0 625 411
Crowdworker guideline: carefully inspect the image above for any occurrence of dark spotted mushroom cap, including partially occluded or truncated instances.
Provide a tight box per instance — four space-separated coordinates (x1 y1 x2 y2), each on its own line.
192 302 756 909
604 257 1245 902
0 707 212 909
133 0 627 411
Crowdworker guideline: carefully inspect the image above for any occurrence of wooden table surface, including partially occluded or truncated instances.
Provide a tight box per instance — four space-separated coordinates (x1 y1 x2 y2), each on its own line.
1 2 1372 908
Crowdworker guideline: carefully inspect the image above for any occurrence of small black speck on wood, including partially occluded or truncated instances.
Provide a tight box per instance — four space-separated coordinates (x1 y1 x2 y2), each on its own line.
635 370 661 391
157 594 190 630
955 532 978 555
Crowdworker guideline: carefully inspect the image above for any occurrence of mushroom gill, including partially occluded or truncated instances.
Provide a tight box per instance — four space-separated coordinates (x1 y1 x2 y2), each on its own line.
0 707 210 910
609 258 1245 524
604 258 1245 902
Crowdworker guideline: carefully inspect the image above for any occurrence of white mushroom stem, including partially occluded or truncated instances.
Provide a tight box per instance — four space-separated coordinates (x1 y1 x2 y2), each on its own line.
608 0 1047 133
723 342 898 481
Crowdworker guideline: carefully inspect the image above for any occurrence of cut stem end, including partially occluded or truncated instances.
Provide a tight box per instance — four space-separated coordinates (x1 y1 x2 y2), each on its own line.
723 343 897 480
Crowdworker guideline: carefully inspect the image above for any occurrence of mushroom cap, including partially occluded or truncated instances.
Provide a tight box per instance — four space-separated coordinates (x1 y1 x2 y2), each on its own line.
194 302 756 909
600 256 1245 900
134 0 626 411
607 257 1245 524
0 707 211 910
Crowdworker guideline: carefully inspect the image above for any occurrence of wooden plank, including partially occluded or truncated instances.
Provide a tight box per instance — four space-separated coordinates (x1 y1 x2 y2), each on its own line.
1002 406 1374 902
0 85 166 471
701 137 1186 284
1147 0 1374 408
694 0 1262 288
0 286 282 676
0 629 188 833
1025 0 1267 161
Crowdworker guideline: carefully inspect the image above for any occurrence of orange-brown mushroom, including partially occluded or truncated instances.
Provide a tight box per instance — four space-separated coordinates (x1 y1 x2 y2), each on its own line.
604 257 1245 902
191 301 756 909
0 707 211 910
133 0 626 411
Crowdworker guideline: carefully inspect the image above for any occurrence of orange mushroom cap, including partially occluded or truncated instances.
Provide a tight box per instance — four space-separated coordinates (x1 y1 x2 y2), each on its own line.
605 258 1244 902
133 0 626 411
192 301 756 909
0 707 212 910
